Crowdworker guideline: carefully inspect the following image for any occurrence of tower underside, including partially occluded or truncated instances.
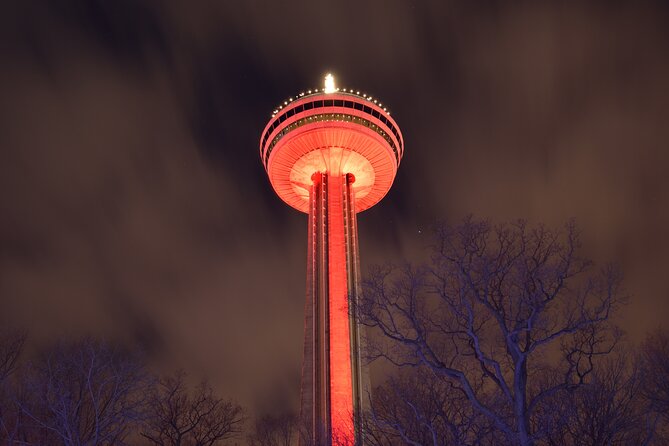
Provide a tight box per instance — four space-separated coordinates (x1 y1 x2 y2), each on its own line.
301 172 368 445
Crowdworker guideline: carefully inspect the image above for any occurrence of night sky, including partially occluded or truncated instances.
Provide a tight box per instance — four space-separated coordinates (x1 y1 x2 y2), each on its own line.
1 1 668 416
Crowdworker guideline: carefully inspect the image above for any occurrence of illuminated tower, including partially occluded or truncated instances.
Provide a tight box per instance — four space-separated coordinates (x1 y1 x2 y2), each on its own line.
260 75 403 445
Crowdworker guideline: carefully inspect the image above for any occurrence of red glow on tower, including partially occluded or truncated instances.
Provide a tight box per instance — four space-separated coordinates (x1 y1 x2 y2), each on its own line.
326 173 354 441
260 75 403 445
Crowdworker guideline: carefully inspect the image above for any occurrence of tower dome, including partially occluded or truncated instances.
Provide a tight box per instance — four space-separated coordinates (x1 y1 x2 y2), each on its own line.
260 75 403 213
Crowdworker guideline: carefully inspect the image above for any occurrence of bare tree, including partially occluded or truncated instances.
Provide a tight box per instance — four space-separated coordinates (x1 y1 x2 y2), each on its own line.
247 411 298 446
0 330 25 384
359 218 624 446
641 330 669 416
141 371 244 446
0 330 26 444
640 329 669 442
17 337 149 446
365 368 496 446
543 354 654 446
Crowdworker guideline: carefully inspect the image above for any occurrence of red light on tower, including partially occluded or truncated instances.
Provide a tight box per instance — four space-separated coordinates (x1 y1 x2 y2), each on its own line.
260 74 403 445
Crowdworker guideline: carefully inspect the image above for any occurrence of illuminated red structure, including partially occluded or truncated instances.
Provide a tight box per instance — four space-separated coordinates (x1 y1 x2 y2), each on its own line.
260 75 403 445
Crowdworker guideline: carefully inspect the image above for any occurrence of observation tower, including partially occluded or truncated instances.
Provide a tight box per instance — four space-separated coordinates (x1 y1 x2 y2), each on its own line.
260 74 403 445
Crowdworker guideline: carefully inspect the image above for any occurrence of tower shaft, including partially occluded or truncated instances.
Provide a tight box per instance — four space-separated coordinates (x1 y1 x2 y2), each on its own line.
302 172 365 445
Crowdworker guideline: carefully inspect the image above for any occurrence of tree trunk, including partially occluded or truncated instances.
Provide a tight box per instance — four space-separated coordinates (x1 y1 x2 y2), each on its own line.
515 358 533 446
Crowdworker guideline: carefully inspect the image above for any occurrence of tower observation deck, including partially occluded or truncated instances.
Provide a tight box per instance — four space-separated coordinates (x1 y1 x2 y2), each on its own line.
260 75 403 445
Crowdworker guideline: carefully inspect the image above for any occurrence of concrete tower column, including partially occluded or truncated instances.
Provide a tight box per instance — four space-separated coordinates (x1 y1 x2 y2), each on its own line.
303 172 364 445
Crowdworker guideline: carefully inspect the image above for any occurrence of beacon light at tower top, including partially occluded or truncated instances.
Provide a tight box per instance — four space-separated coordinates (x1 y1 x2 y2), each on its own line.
324 73 336 94
260 73 404 214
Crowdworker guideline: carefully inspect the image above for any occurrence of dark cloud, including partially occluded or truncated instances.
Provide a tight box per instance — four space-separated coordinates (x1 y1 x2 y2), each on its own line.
1 0 668 418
